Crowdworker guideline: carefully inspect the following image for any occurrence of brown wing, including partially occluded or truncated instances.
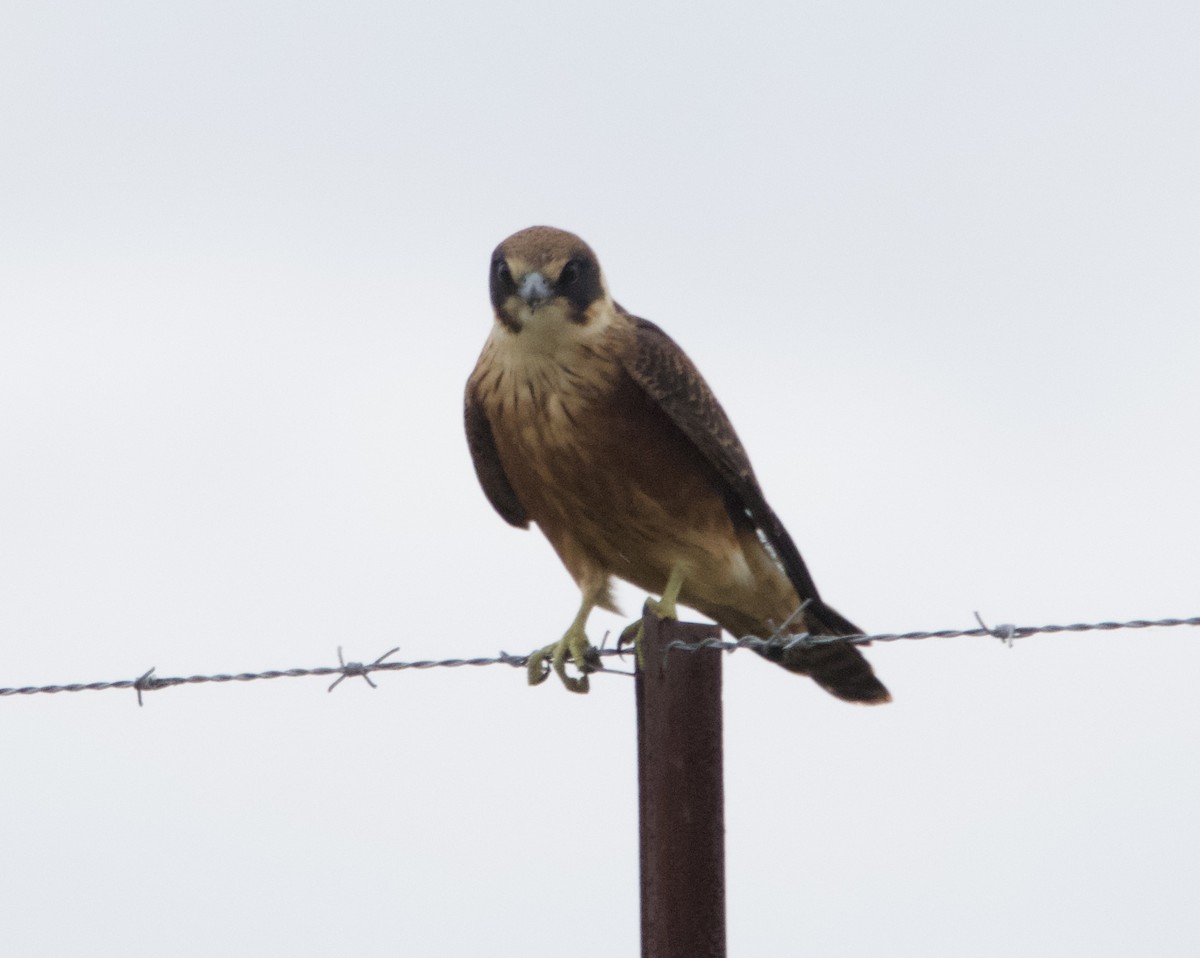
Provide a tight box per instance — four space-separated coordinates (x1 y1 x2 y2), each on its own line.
621 316 852 628
464 384 529 529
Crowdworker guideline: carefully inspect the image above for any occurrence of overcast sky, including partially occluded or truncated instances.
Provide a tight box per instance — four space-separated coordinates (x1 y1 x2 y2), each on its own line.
3 2 1199 955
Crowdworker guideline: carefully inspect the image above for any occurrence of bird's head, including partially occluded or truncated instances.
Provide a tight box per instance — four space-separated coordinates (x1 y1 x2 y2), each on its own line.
489 226 611 336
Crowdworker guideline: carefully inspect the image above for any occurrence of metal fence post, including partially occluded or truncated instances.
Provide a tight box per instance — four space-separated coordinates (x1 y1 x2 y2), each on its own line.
636 612 726 958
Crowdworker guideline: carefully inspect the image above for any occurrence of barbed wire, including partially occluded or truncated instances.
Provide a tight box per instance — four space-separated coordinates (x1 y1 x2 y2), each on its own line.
2 613 1198 706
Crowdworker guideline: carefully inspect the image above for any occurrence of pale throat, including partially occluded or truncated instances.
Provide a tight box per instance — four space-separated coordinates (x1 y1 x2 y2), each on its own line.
490 299 620 373
481 299 624 424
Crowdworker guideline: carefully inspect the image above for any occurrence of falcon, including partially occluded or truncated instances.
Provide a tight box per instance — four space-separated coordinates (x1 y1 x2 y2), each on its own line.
465 226 890 704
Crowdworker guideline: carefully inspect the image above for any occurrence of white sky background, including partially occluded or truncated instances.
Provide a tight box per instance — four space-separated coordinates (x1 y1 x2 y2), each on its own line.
2 2 1199 955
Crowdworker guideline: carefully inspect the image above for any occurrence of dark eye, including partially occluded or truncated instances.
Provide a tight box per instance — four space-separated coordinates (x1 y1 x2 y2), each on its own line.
558 258 584 288
493 258 513 286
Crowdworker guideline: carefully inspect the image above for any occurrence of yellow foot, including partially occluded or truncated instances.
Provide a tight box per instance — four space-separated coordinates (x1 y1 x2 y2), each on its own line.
527 625 599 694
617 568 685 668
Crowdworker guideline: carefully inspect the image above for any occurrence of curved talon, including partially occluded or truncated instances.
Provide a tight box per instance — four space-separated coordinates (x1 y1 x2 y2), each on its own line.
618 617 647 669
526 626 596 694
620 569 686 669
526 647 553 686
524 578 656 693
617 618 643 652
551 652 590 694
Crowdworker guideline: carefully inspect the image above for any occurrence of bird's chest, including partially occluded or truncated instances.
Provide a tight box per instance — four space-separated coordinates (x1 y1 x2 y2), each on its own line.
488 352 632 482
472 327 738 585
486 361 706 523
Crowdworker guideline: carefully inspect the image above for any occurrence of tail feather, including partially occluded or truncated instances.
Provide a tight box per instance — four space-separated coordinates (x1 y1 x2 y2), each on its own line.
757 600 892 705
694 565 891 705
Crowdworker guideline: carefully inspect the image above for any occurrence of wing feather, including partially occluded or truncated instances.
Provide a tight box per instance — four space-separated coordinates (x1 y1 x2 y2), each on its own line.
620 316 829 610
464 385 529 529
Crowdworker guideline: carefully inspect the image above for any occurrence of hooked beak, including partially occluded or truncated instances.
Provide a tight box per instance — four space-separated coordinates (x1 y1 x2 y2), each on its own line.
516 271 552 308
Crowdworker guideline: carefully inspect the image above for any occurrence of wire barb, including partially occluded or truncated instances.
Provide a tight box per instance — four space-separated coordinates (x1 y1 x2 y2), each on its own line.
768 598 814 643
1 613 1198 702
974 612 1018 647
133 667 161 707
328 646 401 692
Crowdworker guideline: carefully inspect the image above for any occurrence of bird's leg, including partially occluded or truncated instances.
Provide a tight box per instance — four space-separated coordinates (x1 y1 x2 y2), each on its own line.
527 591 601 694
652 565 685 620
618 566 686 666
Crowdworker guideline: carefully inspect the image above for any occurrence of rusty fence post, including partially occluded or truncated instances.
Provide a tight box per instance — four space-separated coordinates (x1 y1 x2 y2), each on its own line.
636 612 726 958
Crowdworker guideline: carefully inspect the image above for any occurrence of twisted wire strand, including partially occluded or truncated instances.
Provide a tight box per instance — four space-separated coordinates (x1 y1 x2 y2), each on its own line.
2 614 1198 703
665 614 1200 657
